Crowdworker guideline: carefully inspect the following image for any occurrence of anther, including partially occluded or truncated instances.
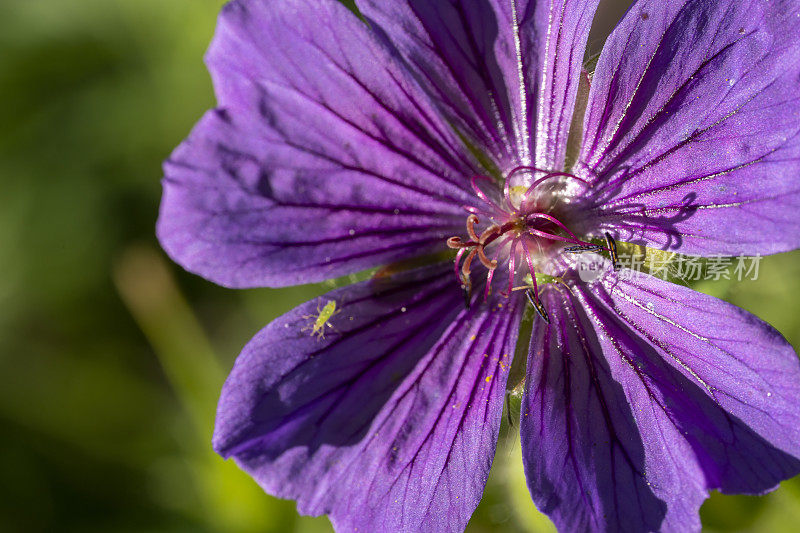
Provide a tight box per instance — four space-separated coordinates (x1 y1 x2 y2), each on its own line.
605 232 620 270
563 243 602 253
525 289 550 324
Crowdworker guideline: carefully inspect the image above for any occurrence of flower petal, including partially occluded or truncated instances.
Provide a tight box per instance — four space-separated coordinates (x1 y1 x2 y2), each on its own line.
356 0 600 171
530 0 601 170
521 272 800 531
355 0 531 167
158 0 477 288
521 285 667 531
578 0 800 255
215 264 523 532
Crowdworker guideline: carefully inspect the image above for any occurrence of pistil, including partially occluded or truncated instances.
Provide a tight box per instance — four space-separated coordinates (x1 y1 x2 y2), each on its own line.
448 167 609 313
447 211 602 306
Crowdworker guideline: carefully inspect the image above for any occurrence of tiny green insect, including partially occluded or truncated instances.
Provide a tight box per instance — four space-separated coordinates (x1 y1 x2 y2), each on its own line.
302 300 340 339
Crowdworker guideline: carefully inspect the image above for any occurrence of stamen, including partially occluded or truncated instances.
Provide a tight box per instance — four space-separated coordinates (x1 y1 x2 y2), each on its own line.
470 176 493 204
483 247 502 301
525 289 550 324
527 227 592 246
553 278 575 296
506 165 549 180
501 238 519 298
505 166 591 207
504 166 542 209
605 232 620 270
470 175 506 215
519 239 546 322
519 239 537 285
526 212 582 241
563 243 602 253
448 208 596 301
527 171 591 192
484 270 495 300
448 172 604 305
511 275 573 297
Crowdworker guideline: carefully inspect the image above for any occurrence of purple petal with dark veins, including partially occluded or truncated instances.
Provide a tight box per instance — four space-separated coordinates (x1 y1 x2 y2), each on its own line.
158 0 477 288
529 0 601 170
355 0 534 167
521 271 800 531
214 263 523 532
356 0 600 171
577 0 800 255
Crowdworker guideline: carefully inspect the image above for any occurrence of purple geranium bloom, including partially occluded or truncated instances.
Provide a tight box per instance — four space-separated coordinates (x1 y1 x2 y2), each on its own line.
157 0 800 531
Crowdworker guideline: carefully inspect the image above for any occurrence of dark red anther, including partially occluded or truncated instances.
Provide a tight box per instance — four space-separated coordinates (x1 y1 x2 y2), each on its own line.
563 243 602 253
605 232 620 270
525 288 550 324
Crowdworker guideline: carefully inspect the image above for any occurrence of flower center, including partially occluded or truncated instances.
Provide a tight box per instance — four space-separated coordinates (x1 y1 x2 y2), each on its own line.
447 166 615 317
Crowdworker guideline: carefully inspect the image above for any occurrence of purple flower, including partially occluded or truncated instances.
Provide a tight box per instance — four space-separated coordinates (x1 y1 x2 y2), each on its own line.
157 0 800 531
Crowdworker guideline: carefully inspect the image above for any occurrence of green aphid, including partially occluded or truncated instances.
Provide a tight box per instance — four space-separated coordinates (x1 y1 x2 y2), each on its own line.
303 300 340 339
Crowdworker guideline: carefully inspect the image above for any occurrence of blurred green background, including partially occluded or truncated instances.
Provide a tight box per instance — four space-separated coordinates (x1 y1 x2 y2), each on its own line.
1 1 798 531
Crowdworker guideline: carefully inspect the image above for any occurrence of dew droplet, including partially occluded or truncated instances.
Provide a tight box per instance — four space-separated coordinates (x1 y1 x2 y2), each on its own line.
393 208 400 215
400 307 407 313
767 391 773 397
348 229 355 236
